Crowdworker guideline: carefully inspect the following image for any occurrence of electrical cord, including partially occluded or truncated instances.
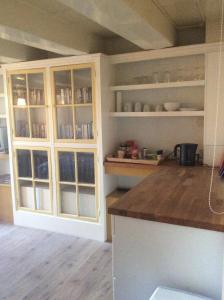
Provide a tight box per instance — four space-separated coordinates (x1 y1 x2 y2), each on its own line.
208 0 224 215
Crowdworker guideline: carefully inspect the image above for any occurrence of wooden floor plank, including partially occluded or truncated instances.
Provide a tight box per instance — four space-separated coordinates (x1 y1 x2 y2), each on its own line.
0 224 112 300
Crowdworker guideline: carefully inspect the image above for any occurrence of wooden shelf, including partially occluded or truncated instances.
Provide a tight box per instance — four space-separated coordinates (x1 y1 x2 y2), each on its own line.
104 161 159 177
110 43 221 64
110 80 205 91
0 114 6 119
110 111 205 118
0 93 4 98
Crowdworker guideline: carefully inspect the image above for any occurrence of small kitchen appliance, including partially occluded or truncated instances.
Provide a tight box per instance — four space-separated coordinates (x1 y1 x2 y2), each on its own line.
174 143 198 166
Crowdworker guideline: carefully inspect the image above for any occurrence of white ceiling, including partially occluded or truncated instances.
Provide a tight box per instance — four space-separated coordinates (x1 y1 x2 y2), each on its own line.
153 0 222 28
20 0 223 37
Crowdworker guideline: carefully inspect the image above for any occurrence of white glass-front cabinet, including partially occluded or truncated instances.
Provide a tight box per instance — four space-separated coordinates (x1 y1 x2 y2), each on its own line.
4 55 112 241
51 64 98 222
15 147 52 212
8 65 98 220
56 149 97 220
9 70 48 140
52 64 95 142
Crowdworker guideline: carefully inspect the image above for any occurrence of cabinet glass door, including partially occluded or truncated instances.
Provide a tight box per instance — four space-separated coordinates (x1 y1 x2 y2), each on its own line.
60 184 77 215
17 149 32 178
57 151 76 216
77 152 95 184
52 65 95 142
58 152 75 182
56 149 97 220
15 148 51 212
54 70 74 139
10 71 48 139
12 74 27 106
73 68 94 141
78 186 96 218
33 150 49 180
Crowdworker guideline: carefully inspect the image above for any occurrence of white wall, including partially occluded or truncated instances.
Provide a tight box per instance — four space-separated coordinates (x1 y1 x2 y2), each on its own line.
117 116 204 153
112 55 205 158
113 215 224 300
206 20 222 43
204 51 224 166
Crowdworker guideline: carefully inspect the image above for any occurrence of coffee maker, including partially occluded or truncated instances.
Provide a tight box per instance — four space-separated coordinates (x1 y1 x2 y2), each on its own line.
174 143 198 166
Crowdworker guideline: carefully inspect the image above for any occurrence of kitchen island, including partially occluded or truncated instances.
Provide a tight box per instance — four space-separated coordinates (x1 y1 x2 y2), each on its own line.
108 163 224 300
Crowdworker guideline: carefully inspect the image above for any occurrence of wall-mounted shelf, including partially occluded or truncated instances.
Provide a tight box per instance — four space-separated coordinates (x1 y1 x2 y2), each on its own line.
0 93 4 98
0 114 6 119
110 111 205 118
110 80 205 91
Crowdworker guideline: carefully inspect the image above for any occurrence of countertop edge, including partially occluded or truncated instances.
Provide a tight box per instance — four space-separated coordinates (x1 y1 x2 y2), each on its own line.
108 207 224 233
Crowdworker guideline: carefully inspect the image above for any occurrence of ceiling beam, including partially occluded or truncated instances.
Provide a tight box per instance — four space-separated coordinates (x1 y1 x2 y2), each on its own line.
57 0 176 49
0 0 102 55
0 38 47 64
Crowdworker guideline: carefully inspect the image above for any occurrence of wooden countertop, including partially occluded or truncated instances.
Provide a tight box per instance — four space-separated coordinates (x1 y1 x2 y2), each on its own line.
108 162 224 232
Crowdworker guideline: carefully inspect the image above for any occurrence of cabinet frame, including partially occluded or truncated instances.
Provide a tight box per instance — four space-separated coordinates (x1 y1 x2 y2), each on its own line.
51 63 97 144
13 145 53 214
55 147 98 222
7 68 49 141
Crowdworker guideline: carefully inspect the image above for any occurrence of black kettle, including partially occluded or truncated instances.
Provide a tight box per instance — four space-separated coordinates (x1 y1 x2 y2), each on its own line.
174 143 198 166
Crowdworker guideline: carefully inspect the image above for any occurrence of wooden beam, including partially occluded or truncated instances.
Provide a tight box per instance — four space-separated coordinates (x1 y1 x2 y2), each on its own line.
0 39 46 63
0 0 102 55
58 0 176 49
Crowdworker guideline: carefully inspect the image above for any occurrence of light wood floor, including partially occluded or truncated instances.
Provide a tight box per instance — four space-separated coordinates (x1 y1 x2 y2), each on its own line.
0 223 113 300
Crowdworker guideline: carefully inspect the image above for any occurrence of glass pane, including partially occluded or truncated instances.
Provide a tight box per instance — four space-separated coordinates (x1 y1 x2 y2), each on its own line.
60 184 77 215
28 73 45 105
35 182 51 211
75 107 93 139
73 68 92 104
30 108 47 138
0 120 8 153
19 180 34 209
78 186 96 218
54 71 72 105
33 150 49 180
14 108 29 137
11 74 27 106
77 152 95 184
17 150 32 178
56 107 74 139
58 152 75 182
